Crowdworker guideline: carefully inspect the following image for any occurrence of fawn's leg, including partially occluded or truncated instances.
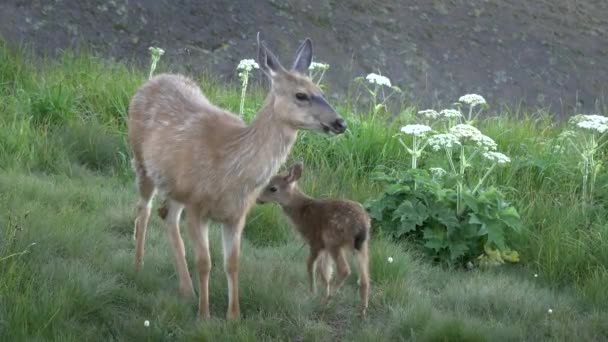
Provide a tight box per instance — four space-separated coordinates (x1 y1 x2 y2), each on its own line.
329 247 350 296
186 205 211 319
355 241 370 317
133 169 155 271
316 251 333 299
307 246 322 295
222 216 246 320
160 199 194 297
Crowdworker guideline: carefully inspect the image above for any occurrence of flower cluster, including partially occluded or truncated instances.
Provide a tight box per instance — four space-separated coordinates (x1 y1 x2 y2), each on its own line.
459 94 486 106
237 59 260 72
366 73 392 87
427 133 461 151
401 124 432 136
430 167 447 178
148 47 165 58
482 151 511 165
569 114 608 134
309 62 329 71
450 124 497 150
440 109 462 118
418 109 440 120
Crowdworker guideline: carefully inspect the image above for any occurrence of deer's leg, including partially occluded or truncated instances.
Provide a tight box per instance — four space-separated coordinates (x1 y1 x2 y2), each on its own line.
329 247 350 296
134 170 155 271
186 205 211 320
306 247 322 295
161 199 193 297
355 240 370 317
222 217 245 320
316 251 333 299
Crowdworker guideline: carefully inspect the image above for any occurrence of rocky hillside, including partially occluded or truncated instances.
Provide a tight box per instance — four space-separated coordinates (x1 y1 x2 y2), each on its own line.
1 0 607 116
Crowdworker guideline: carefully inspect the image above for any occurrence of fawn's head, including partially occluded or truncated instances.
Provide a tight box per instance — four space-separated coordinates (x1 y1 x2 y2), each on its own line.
257 33 346 135
257 162 304 205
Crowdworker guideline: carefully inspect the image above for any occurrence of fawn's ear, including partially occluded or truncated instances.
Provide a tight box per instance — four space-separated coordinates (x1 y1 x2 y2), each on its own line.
285 162 304 183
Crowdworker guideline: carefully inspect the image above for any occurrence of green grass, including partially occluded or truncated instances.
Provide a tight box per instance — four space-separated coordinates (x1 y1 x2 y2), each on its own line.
1 42 607 341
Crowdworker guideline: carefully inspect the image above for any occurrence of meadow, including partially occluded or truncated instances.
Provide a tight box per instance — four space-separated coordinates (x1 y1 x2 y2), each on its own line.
1 41 607 341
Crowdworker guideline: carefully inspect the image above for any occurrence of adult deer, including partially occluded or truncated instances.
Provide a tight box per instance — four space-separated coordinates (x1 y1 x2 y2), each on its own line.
127 33 346 320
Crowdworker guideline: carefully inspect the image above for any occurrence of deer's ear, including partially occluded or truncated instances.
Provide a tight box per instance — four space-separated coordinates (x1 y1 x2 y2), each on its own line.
285 162 303 183
257 32 285 77
291 38 313 73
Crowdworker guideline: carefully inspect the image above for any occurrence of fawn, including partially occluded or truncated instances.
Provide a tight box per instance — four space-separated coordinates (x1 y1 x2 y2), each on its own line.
127 33 346 320
257 163 370 316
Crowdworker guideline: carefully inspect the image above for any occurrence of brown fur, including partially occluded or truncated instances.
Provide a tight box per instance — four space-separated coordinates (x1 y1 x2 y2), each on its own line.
127 34 345 320
257 163 371 317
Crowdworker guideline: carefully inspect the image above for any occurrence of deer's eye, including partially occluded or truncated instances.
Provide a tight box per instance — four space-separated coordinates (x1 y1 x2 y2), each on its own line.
269 186 278 193
295 93 309 101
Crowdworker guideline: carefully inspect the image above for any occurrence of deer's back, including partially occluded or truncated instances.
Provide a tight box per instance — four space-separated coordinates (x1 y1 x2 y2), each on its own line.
127 73 247 203
288 199 371 249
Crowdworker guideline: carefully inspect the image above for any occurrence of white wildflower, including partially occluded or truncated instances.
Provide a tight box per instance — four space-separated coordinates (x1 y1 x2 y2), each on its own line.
427 133 461 151
569 114 608 125
547 308 553 314
450 124 496 150
365 73 392 87
440 109 462 118
430 167 447 178
482 151 511 165
144 320 150 327
237 59 260 72
387 257 394 263
534 273 538 278
450 124 482 139
558 130 577 140
459 94 486 106
400 124 432 136
418 109 440 119
471 134 497 151
148 47 165 57
576 120 608 134
309 61 329 70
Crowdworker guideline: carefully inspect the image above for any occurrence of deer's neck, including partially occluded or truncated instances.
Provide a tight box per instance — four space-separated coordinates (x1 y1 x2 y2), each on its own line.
281 189 315 228
225 95 297 192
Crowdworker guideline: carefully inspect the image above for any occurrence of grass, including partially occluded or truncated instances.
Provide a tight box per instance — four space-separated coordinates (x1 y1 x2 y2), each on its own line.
1 41 607 340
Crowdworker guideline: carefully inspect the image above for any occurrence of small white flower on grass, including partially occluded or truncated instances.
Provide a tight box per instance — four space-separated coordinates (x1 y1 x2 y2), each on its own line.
237 59 260 72
459 94 486 106
440 109 462 118
418 109 440 119
534 273 538 278
401 124 432 136
309 61 329 71
366 73 392 87
427 133 461 151
144 320 150 327
547 308 553 314
387 257 394 263
482 151 511 165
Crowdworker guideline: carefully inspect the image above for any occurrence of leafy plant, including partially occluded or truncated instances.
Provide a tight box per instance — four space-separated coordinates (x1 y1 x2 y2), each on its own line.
365 167 521 265
556 114 608 215
236 59 259 115
367 93 522 266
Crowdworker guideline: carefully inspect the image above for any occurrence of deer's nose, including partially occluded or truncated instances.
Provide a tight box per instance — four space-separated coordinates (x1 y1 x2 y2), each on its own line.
332 118 347 133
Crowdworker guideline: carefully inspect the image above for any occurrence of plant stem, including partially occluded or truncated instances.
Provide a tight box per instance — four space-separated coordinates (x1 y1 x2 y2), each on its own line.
473 164 496 194
239 73 249 115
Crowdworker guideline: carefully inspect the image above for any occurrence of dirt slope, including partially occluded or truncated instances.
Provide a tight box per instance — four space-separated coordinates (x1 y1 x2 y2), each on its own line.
1 0 607 116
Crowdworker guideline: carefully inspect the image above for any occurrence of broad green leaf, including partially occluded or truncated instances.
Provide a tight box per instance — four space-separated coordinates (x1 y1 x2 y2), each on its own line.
485 219 506 250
